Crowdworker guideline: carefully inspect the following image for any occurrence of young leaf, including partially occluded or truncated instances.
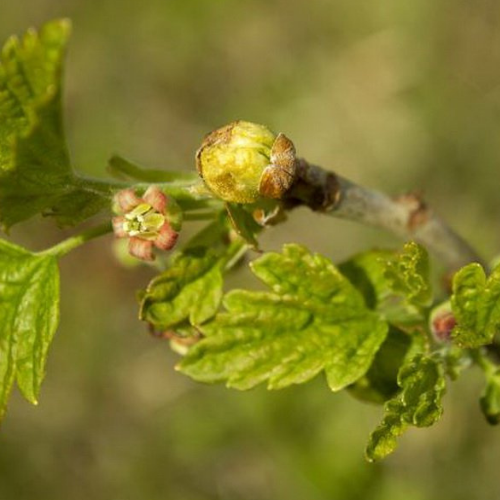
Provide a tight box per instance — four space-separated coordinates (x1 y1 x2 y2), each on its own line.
140 222 245 331
480 371 500 425
178 244 388 391
0 238 59 419
140 247 226 330
348 326 412 404
384 242 431 307
365 354 446 462
339 249 424 325
225 203 261 248
451 262 500 348
0 19 108 230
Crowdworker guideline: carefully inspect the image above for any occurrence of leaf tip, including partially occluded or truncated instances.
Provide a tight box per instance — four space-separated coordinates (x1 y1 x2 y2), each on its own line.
43 17 73 37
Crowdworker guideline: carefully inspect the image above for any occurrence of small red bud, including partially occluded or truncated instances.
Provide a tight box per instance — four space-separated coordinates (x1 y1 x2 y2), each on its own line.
430 303 456 342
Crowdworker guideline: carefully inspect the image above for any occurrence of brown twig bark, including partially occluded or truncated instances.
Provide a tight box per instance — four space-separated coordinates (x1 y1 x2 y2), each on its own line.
284 158 484 272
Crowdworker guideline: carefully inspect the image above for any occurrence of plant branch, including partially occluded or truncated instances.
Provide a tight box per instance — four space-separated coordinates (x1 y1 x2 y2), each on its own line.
75 174 219 212
284 159 484 272
38 222 112 258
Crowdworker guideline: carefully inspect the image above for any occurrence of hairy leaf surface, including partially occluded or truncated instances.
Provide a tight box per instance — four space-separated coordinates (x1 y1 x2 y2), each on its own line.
451 262 500 348
384 242 431 307
140 247 225 330
0 238 59 418
0 19 108 230
179 244 388 391
339 249 424 325
140 222 244 331
365 354 445 461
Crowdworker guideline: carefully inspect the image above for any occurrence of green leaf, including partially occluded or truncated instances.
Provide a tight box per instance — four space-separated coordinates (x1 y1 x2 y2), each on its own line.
480 371 500 425
451 263 500 348
178 244 388 391
225 203 261 248
140 222 244 331
0 19 108 230
0 238 59 418
140 247 225 330
365 354 446 462
348 326 412 404
339 249 424 325
384 242 431 307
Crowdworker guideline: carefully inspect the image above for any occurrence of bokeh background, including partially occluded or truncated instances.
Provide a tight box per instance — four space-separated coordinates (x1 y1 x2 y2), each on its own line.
1 1 500 499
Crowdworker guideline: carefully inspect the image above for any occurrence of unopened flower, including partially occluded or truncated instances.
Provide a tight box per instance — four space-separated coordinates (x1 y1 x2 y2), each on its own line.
112 186 180 261
196 121 297 203
429 302 456 343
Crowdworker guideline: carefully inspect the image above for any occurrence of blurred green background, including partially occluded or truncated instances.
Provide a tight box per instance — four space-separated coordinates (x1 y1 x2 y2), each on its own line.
1 1 500 499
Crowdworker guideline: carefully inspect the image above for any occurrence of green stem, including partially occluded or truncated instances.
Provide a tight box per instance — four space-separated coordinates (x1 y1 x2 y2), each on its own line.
223 238 248 272
74 174 127 195
38 222 112 258
75 173 220 212
76 173 210 197
471 348 497 377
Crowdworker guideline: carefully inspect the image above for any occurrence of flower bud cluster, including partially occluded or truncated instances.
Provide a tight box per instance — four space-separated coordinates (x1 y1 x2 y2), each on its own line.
196 121 297 204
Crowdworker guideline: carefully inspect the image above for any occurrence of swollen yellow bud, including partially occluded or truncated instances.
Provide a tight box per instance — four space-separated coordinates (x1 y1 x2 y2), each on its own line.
196 121 297 203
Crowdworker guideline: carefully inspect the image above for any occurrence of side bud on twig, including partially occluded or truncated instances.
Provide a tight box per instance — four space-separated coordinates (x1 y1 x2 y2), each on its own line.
112 186 181 261
196 121 297 203
429 302 456 343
